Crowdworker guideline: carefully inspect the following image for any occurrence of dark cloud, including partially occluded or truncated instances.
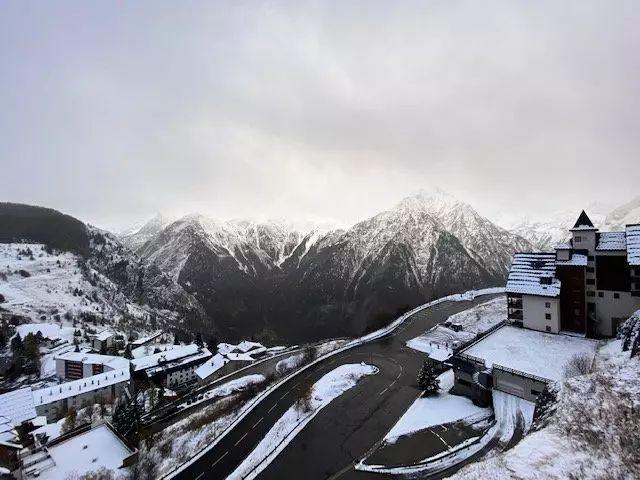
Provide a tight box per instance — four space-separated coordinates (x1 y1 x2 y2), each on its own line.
1 1 639 229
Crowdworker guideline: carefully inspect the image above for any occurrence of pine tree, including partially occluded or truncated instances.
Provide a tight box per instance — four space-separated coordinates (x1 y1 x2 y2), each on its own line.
417 361 440 396
194 332 203 347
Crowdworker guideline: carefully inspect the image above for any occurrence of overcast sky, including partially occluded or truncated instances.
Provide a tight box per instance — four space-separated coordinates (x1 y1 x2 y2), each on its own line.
1 1 639 230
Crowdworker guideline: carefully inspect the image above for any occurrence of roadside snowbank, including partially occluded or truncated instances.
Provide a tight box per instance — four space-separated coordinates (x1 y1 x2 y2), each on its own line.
227 363 378 480
178 374 265 409
385 370 490 442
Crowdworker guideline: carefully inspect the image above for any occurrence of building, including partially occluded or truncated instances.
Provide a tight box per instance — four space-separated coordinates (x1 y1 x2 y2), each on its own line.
54 352 130 381
20 422 138 479
32 369 130 421
90 331 115 352
130 344 211 389
507 212 640 337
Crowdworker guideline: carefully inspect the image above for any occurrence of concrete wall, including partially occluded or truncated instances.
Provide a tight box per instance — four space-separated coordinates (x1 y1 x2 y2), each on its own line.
572 230 597 253
594 291 640 337
492 368 548 402
522 295 561 333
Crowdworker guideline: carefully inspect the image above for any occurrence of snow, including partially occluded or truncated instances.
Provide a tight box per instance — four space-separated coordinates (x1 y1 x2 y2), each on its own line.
555 253 588 266
31 417 65 442
0 387 37 425
227 363 378 480
384 370 490 442
15 323 64 340
506 253 560 297
55 351 130 370
194 353 228 381
31 424 133 480
32 368 130 406
407 297 506 359
179 374 265 409
131 344 204 371
596 231 626 251
463 325 597 382
492 389 536 441
275 353 304 374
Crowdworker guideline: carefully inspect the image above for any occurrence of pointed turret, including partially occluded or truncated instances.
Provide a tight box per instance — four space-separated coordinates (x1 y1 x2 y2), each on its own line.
573 210 595 229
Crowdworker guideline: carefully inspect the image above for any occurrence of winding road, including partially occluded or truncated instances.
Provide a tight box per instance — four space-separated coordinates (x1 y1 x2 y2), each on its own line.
172 293 501 480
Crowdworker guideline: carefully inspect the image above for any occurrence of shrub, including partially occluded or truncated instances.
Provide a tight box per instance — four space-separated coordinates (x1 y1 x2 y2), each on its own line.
564 354 593 379
18 269 30 278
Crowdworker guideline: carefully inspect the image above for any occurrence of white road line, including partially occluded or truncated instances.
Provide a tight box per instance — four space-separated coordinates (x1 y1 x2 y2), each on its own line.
378 387 389 396
195 473 204 480
234 432 248 446
252 417 264 429
267 403 278 413
279 392 289 401
211 451 228 468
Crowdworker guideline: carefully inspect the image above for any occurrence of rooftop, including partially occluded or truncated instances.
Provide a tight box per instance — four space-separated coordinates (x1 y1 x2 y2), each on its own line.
93 330 114 341
23 424 135 480
0 387 37 426
32 368 130 407
556 253 588 267
194 353 228 380
130 331 163 346
506 253 560 298
54 352 130 370
597 231 627 251
627 224 640 266
460 325 597 382
130 344 205 372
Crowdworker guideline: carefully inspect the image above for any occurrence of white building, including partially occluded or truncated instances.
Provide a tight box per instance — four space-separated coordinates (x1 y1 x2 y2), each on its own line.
131 344 211 389
54 352 129 381
90 331 115 352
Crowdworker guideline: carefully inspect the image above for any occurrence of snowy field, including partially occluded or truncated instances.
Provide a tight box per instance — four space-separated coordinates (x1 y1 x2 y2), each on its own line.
227 363 378 480
406 296 506 360
463 325 597 381
384 370 490 442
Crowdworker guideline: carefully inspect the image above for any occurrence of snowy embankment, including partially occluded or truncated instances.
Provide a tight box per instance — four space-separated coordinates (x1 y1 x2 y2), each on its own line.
178 374 265 409
447 312 640 480
227 363 378 480
384 370 490 443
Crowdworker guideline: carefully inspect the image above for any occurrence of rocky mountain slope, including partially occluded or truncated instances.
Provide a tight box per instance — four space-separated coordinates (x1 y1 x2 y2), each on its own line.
0 203 211 334
130 191 529 342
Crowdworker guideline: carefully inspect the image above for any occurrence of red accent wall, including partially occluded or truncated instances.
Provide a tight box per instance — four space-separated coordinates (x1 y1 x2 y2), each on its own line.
557 265 586 333
65 360 83 380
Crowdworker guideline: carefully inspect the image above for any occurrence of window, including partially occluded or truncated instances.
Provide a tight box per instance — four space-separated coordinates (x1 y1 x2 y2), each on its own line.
545 313 551 320
587 291 595 297
545 302 551 308
588 255 595 261
575 236 582 242
614 293 620 299
586 279 595 285
545 326 551 332
598 291 604 297
587 267 595 273
531 389 542 396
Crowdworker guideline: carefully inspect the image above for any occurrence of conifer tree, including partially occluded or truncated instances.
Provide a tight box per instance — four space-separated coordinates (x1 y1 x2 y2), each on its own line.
417 361 440 396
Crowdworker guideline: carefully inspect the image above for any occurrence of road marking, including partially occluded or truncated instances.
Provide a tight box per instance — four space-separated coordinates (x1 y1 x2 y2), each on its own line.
195 474 204 480
234 432 248 446
252 417 264 429
211 451 228 468
267 403 278 413
280 392 289 401
378 387 389 396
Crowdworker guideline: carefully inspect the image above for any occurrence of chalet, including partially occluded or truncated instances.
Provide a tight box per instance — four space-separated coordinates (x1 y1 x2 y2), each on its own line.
89 331 115 352
507 212 640 337
130 344 212 389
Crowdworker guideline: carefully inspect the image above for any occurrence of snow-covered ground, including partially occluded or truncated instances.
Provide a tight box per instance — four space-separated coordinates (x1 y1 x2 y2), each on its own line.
178 374 265 409
463 325 597 382
227 363 378 480
384 370 491 443
407 296 506 360
492 390 536 441
447 319 640 480
275 353 304 374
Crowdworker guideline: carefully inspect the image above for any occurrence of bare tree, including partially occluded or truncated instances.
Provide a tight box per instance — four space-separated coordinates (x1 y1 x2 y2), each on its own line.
295 379 314 414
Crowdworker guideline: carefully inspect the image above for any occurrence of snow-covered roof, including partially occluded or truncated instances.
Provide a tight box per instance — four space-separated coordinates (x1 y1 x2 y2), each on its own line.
460 325 597 382
555 254 588 267
597 231 627 251
32 369 130 407
217 341 266 358
0 387 37 426
554 241 572 250
24 424 135 480
16 324 63 341
55 352 129 370
506 253 560 297
195 353 228 380
132 345 211 375
0 416 17 443
224 352 254 362
626 225 640 266
93 330 114 341
130 331 163 346
236 341 265 353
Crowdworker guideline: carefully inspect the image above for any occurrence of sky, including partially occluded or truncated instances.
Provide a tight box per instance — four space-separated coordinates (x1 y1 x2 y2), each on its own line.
1 1 639 231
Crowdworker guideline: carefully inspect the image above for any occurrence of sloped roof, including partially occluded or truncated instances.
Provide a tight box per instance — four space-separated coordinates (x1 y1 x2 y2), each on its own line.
597 232 627 251
556 254 588 267
55 352 129 370
0 387 37 426
627 224 640 266
32 369 130 407
572 210 595 229
506 253 560 297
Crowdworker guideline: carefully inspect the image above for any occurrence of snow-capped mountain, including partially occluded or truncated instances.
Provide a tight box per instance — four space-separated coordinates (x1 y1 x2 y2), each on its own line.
126 191 528 342
603 195 640 230
119 213 175 251
0 203 210 334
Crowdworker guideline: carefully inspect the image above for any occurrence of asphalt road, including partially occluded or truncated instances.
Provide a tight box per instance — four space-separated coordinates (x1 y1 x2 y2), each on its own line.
173 293 501 480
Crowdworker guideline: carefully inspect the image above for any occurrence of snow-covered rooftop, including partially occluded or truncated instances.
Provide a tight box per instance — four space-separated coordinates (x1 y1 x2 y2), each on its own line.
0 416 15 443
32 368 130 407
236 341 265 353
555 253 588 267
24 424 134 480
597 231 627 251
506 253 560 297
93 330 114 341
626 224 640 266
15 324 63 341
131 344 211 374
0 387 37 426
461 325 597 382
55 351 129 370
195 353 228 380
130 331 163 346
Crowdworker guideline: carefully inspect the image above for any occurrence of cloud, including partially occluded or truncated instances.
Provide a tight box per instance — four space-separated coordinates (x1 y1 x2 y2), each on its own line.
1 1 639 229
